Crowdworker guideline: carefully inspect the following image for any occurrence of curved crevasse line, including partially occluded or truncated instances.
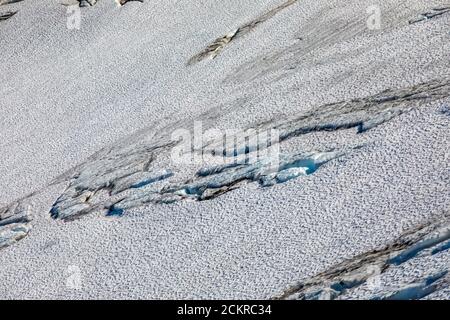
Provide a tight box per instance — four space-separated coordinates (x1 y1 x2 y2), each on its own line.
0 10 16 21
187 0 299 65
372 271 449 300
276 214 450 300
1 79 449 249
0 199 32 250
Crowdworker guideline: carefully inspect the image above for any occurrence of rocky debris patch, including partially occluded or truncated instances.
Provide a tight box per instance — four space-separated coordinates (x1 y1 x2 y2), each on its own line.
188 0 298 65
409 7 450 24
276 213 450 300
0 199 32 250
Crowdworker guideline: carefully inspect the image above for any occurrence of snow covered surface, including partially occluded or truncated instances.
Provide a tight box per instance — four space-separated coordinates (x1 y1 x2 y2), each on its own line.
0 0 449 299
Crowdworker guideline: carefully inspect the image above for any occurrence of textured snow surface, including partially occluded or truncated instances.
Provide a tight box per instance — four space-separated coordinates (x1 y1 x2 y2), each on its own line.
0 0 449 299
278 214 450 300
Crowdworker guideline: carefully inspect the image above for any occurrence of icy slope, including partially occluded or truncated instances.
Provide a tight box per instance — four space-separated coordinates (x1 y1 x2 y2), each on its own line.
0 0 449 299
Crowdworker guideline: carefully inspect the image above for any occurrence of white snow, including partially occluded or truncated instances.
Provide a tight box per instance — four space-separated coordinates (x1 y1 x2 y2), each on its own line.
0 0 449 299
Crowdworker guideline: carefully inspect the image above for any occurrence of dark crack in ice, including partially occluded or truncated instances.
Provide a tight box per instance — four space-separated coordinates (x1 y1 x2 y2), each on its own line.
276 213 450 300
209 79 450 157
45 78 450 221
409 7 450 24
0 199 32 250
372 271 449 300
0 0 24 6
77 0 143 7
1 79 448 248
0 10 16 21
188 0 298 65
